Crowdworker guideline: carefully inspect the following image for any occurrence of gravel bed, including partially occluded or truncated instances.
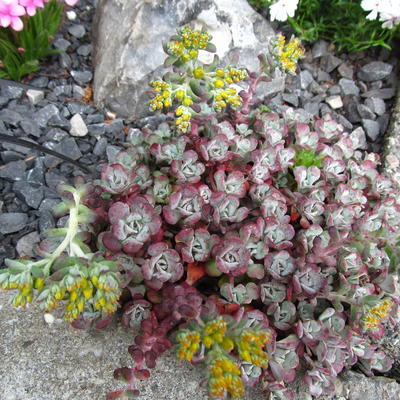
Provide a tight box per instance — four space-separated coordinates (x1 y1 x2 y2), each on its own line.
0 1 399 286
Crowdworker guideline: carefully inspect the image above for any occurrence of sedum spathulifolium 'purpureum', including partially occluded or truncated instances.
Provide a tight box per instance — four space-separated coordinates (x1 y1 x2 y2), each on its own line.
1 25 400 399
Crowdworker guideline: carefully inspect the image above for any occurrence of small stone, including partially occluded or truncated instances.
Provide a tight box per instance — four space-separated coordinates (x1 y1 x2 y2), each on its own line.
53 85 72 97
16 231 40 257
44 313 55 325
20 119 42 138
53 38 71 51
25 158 45 185
59 52 72 69
0 160 26 181
311 40 329 58
357 61 393 81
325 95 343 109
77 44 92 56
364 97 386 115
327 85 341 95
299 70 314 90
30 76 48 88
34 104 60 128
105 119 124 135
0 109 22 126
72 85 85 98
26 89 44 105
68 24 86 38
321 54 342 73
350 127 368 150
303 102 320 116
39 198 60 213
66 10 77 20
88 123 107 136
0 213 28 234
45 171 68 189
3 85 24 99
339 78 360 96
357 104 375 120
316 69 331 82
282 93 299 107
377 114 390 134
70 70 93 84
93 137 108 155
13 181 44 209
69 114 88 137
362 119 380 141
338 62 354 79
361 88 395 99
106 145 122 163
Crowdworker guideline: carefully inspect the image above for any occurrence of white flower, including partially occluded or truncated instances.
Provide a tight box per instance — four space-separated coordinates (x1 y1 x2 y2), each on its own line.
361 0 383 20
361 0 400 28
269 0 299 22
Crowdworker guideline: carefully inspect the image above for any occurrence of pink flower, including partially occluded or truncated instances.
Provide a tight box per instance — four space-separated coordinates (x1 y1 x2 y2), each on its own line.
0 0 26 31
64 0 78 5
19 0 46 16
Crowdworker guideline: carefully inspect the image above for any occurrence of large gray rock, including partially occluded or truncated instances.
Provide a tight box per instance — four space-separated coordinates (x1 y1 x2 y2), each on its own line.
92 0 275 120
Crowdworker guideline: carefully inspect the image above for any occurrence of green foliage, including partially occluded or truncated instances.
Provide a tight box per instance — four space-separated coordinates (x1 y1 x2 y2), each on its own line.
0 0 62 81
249 0 400 52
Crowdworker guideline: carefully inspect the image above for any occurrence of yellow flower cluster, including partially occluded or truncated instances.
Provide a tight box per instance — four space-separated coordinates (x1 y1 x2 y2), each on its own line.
176 330 201 361
166 27 211 62
38 271 121 322
175 105 191 133
179 26 211 50
237 330 270 368
0 271 45 307
203 317 228 348
363 298 393 330
209 358 244 399
149 80 172 111
276 35 304 74
210 67 247 112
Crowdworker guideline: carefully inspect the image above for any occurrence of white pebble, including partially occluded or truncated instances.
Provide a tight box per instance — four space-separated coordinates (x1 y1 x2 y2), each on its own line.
325 95 343 109
66 11 77 20
26 89 44 105
70 113 88 137
44 313 55 325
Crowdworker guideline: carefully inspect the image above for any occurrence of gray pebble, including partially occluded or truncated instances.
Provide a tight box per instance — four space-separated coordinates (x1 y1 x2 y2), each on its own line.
77 44 92 56
2 85 24 100
0 160 26 181
20 119 42 138
59 52 72 69
338 63 354 79
70 70 93 84
16 231 40 257
39 211 55 233
93 137 108 155
13 181 44 209
0 109 22 126
0 213 28 234
53 38 71 51
357 104 375 120
88 123 106 136
312 40 329 58
282 93 299 107
339 78 360 96
299 70 314 89
362 119 380 141
68 24 86 38
357 61 393 81
361 88 395 99
321 54 342 73
34 104 60 128
106 145 122 163
365 97 386 115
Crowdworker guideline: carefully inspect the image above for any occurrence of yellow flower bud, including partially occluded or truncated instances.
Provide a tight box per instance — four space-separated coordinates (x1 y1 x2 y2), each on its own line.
175 89 185 100
221 337 234 352
21 286 31 297
193 67 205 79
54 289 65 301
214 79 225 88
215 69 225 77
34 278 45 291
203 336 213 348
181 53 190 62
77 300 85 313
69 291 78 302
189 49 198 59
91 275 98 287
83 287 93 300
182 97 192 106
99 297 106 307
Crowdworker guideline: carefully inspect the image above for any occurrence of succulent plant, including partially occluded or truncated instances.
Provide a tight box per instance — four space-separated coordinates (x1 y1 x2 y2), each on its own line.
1 25 399 400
